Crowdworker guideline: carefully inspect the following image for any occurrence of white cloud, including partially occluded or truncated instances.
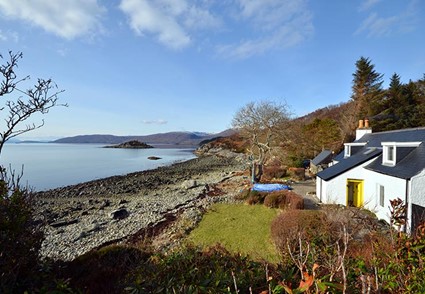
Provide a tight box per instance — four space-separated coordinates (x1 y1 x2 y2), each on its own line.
119 0 189 49
355 1 418 37
118 0 314 56
0 30 7 41
119 0 220 49
355 13 398 37
0 0 105 39
217 0 313 58
358 0 382 12
142 119 168 125
0 29 19 42
184 6 221 30
238 0 305 27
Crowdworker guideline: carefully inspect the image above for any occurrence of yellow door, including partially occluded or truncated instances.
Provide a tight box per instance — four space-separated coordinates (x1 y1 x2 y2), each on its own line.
347 179 364 207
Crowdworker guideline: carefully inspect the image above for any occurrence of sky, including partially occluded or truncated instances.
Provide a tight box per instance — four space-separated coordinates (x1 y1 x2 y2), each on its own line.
0 0 424 140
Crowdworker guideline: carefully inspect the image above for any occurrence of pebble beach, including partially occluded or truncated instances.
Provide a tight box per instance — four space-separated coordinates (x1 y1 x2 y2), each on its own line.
34 153 250 261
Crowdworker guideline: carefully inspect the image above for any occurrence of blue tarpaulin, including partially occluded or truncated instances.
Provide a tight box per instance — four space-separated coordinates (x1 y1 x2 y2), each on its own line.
251 183 292 192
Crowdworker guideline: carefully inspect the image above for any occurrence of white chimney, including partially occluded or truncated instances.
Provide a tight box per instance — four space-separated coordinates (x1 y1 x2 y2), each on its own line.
356 119 372 140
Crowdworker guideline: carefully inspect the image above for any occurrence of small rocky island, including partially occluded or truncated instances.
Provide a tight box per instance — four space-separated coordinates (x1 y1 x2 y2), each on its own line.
104 140 154 149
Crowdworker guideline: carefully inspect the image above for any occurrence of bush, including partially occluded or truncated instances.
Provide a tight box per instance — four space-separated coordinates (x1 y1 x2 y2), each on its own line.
234 188 251 201
262 165 287 182
246 191 267 205
237 190 268 205
64 245 151 293
128 244 280 293
288 167 305 181
271 210 333 259
263 192 282 208
263 190 304 210
0 169 44 293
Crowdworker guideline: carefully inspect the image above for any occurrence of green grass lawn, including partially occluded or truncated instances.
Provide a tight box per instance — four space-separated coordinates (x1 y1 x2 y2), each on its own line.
186 203 281 263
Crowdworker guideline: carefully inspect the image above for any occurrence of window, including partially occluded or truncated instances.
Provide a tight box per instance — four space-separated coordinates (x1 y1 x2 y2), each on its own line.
378 185 385 207
381 141 420 166
344 142 367 158
344 145 350 157
383 144 396 166
387 146 394 161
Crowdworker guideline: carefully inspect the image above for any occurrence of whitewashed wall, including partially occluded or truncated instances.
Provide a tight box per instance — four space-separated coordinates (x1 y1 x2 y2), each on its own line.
363 169 407 222
318 158 376 205
410 170 425 231
317 157 408 224
411 169 425 207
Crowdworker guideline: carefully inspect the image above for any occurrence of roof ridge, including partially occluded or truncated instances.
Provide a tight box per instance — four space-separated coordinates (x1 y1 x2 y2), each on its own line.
371 126 425 135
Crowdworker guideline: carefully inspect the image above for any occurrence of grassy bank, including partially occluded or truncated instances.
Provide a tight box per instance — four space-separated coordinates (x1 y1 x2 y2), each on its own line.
187 203 280 263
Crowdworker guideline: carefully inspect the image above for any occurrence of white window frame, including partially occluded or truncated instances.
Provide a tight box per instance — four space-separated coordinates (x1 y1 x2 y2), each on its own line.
344 142 367 158
383 145 396 166
381 141 421 166
344 145 350 158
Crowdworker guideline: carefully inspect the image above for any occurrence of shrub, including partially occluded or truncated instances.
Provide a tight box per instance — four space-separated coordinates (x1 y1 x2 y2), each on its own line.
263 192 282 208
288 167 305 181
234 188 251 201
271 210 333 260
0 169 44 293
241 190 268 205
65 245 151 293
263 190 304 210
246 192 263 205
128 244 281 293
262 165 287 182
285 191 304 209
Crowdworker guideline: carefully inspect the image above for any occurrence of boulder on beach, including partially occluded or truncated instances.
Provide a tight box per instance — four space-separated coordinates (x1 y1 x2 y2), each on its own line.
110 208 130 220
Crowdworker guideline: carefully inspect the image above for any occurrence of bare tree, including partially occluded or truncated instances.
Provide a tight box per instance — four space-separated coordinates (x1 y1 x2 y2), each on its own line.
0 51 66 155
232 100 292 182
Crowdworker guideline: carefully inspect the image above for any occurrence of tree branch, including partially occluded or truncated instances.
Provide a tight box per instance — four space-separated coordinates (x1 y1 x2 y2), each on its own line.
0 51 66 155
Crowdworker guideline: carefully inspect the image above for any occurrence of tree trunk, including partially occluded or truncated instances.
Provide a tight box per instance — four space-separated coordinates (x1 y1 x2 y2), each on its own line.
251 162 264 183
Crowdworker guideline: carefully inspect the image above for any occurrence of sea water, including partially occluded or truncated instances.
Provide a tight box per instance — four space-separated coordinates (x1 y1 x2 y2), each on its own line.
0 143 196 191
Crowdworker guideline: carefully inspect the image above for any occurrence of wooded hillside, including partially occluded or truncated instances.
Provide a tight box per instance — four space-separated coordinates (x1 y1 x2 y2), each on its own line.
218 58 425 167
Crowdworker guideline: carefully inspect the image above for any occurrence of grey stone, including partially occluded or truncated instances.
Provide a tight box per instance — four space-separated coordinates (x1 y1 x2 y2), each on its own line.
50 218 78 228
110 208 129 220
182 179 197 189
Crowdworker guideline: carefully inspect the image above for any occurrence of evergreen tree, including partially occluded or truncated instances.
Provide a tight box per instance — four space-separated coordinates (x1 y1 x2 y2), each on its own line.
400 80 421 128
416 75 425 126
374 73 403 131
351 57 384 122
387 73 403 105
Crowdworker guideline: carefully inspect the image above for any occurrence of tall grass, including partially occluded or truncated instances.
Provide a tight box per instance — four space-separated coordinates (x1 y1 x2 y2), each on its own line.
187 203 280 263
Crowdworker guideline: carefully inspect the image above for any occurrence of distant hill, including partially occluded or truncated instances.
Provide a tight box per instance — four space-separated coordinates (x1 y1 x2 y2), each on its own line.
52 130 236 146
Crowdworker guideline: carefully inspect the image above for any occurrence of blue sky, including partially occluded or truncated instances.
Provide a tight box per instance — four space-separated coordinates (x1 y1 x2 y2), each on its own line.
0 0 424 140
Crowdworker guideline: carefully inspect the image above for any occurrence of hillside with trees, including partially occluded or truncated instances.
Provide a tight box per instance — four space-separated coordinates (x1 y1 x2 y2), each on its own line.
219 57 425 169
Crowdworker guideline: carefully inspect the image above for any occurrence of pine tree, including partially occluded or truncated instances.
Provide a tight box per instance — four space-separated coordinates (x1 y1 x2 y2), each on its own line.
376 73 404 131
351 57 384 122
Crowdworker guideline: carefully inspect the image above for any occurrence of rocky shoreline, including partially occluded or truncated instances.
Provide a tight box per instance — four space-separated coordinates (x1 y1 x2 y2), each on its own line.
34 153 250 261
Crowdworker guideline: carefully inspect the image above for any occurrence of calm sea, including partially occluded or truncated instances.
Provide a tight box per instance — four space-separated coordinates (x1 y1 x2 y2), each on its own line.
0 143 196 191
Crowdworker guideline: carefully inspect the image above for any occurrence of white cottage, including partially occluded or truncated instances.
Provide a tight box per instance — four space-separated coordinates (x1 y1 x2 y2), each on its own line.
316 120 425 233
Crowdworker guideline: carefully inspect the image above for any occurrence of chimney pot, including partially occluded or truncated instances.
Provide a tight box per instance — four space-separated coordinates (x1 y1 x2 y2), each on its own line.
358 120 364 129
365 119 369 128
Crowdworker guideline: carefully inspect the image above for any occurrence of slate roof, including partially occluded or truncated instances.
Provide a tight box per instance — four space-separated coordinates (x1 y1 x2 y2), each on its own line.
311 150 333 166
332 152 345 162
317 127 425 181
317 148 382 181
365 144 425 179
356 127 425 146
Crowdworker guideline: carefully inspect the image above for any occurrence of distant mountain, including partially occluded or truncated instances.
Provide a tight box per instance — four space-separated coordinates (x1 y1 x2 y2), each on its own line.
52 130 236 146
